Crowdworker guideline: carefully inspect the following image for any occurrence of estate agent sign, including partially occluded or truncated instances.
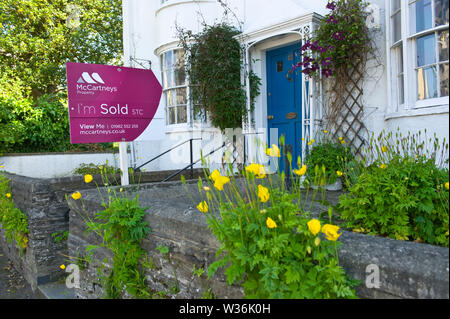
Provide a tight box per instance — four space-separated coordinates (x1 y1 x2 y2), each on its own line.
66 62 162 144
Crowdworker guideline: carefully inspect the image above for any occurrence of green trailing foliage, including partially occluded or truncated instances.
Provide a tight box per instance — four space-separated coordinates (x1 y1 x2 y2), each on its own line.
177 23 261 130
0 174 29 250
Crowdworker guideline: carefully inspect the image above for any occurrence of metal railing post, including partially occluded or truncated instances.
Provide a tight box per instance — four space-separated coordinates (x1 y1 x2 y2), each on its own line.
190 138 194 179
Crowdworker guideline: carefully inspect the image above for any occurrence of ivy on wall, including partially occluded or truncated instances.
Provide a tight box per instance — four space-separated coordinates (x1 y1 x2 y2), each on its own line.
177 23 261 131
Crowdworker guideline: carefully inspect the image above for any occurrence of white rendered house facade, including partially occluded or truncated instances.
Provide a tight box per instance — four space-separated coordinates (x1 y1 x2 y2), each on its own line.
122 0 449 173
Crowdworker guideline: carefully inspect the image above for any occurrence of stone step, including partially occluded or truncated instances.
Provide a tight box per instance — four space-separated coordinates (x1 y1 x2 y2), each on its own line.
37 282 76 299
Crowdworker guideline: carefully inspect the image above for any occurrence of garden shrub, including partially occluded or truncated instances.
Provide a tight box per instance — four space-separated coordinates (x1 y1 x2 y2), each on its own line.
339 152 449 247
305 133 354 184
0 174 29 249
339 156 449 246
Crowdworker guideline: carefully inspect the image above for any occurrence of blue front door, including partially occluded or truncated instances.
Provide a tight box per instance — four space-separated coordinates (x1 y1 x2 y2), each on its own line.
267 43 302 173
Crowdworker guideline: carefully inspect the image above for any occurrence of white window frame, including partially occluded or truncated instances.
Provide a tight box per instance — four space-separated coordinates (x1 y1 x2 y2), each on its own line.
160 49 189 128
160 48 209 130
387 0 449 112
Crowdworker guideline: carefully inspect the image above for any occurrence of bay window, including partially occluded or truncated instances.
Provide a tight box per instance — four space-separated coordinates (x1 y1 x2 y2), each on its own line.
161 49 188 125
388 0 449 111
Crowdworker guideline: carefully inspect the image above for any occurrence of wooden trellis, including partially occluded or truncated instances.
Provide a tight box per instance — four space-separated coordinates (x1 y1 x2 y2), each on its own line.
326 55 368 156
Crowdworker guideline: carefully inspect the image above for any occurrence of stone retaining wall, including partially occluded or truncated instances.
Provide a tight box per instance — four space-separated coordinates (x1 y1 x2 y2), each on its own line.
0 169 204 291
68 182 449 299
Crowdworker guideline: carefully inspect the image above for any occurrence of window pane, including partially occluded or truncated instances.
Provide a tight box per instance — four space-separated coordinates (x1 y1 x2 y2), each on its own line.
398 75 405 104
396 45 404 105
168 107 176 124
417 33 436 66
174 67 186 86
392 12 402 43
440 63 449 96
176 87 187 105
410 0 432 34
177 106 187 123
165 89 175 106
392 0 401 13
438 30 449 62
174 50 185 68
435 0 449 26
397 44 404 73
417 66 438 99
164 51 173 70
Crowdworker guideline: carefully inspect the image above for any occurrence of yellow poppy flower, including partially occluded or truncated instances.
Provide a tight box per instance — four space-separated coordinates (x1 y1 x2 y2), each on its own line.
338 137 343 141
266 144 281 157
257 185 270 203
84 174 93 183
293 165 307 176
307 219 321 236
0 165 4 169
197 201 208 213
381 146 387 153
322 224 342 241
445 182 449 190
60 264 66 270
323 130 328 134
6 193 11 198
245 163 266 179
203 186 211 192
71 192 81 200
266 217 277 229
336 170 343 177
380 164 387 169
214 175 230 191
209 169 221 182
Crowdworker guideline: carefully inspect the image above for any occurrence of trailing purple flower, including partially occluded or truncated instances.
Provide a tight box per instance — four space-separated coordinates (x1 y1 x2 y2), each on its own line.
332 32 345 41
321 57 333 66
326 1 336 10
326 15 338 24
322 68 333 77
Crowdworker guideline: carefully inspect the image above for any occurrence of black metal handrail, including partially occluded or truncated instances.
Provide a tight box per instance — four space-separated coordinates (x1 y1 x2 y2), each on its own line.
134 138 202 175
161 141 230 182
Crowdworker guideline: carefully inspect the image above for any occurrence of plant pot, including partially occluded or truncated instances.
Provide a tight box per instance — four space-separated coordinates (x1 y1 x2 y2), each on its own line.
309 178 342 191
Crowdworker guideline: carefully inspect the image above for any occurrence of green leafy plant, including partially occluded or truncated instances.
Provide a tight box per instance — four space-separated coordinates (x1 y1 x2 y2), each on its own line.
183 143 359 299
294 0 371 79
73 162 120 176
177 22 261 130
0 0 122 100
305 133 354 184
0 174 29 250
51 230 69 244
80 194 152 299
338 129 449 247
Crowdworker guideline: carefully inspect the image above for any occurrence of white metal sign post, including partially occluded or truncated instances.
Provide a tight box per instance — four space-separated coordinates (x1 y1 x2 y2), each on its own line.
119 141 129 186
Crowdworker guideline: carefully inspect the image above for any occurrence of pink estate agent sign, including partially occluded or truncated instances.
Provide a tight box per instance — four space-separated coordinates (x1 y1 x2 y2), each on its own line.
66 62 162 144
